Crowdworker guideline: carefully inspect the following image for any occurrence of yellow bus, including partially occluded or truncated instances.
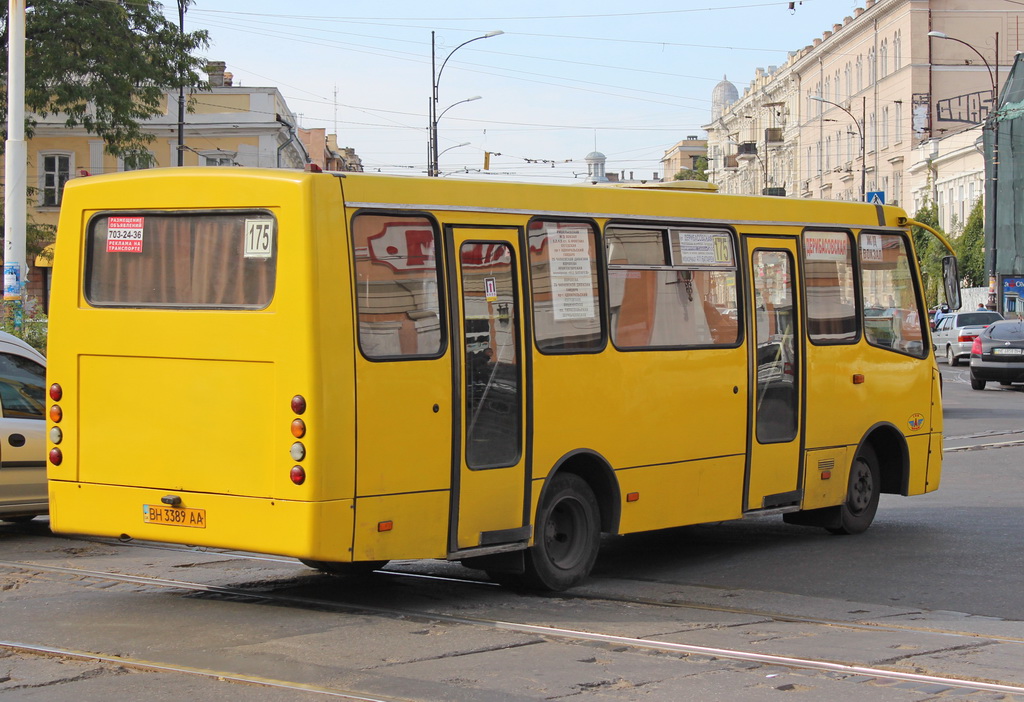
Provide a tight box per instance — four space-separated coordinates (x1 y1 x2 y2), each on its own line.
46 168 959 591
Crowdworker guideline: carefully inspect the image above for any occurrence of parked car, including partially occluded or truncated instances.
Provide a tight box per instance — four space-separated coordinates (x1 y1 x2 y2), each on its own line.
0 331 47 523
969 319 1024 390
932 310 1003 366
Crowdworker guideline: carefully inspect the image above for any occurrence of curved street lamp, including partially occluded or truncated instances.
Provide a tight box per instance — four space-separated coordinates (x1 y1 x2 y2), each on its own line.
928 31 997 100
429 30 503 176
928 30 1001 310
811 95 866 201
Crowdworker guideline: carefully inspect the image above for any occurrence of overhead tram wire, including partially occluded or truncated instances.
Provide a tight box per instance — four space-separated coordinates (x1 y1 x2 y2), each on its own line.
193 18 709 111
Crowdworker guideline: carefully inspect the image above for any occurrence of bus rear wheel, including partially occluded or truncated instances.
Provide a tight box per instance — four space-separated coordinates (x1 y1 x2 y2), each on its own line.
299 559 388 577
522 473 601 591
827 445 880 535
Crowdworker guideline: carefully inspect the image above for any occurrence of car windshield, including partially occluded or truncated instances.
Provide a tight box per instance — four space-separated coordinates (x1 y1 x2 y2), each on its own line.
955 312 1002 326
989 321 1024 341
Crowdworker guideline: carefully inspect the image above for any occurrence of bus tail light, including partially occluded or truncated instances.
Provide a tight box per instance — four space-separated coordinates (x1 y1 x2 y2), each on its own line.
289 465 306 485
49 405 63 423
49 448 63 466
291 395 306 415
291 419 306 438
49 383 63 401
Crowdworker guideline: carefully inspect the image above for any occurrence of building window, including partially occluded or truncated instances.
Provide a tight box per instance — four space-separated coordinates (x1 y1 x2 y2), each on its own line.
844 63 852 99
40 153 72 207
834 71 841 103
879 40 888 78
867 48 876 85
894 102 903 144
894 31 902 70
882 106 890 148
201 151 236 167
856 56 863 93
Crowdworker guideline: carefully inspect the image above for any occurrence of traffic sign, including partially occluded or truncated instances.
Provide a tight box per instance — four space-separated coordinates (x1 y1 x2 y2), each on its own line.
866 191 885 204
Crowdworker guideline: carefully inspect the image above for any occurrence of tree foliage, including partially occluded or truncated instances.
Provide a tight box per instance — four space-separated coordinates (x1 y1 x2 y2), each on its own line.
673 156 709 182
909 199 949 307
954 198 986 288
1 0 209 168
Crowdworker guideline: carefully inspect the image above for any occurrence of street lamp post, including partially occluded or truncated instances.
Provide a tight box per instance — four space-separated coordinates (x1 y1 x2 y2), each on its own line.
811 95 866 201
429 30 502 177
927 31 998 101
928 30 1000 311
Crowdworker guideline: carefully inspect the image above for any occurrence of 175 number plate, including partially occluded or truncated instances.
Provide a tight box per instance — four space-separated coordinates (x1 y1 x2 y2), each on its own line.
143 504 206 528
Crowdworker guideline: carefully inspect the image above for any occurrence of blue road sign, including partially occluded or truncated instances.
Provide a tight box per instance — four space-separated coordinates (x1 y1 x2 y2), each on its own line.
866 191 885 204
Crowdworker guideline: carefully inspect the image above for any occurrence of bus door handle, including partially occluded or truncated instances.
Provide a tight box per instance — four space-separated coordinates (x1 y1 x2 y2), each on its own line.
7 433 26 447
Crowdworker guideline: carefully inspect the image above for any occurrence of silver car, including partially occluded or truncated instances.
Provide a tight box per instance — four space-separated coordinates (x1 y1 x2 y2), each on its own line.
932 310 1003 366
0 331 47 523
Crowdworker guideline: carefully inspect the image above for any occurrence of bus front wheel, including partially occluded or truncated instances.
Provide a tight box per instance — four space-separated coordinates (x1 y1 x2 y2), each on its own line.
827 446 880 536
523 473 601 591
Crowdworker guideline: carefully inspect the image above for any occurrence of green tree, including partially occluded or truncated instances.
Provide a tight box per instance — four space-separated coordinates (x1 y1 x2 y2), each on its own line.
909 199 948 307
1 0 209 168
673 156 709 182
954 198 986 287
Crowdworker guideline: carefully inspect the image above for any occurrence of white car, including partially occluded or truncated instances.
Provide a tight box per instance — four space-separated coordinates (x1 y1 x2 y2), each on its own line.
932 310 1003 366
0 331 47 522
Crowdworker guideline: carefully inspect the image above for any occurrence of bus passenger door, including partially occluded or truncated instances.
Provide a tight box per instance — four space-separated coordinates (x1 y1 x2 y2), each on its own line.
448 227 531 552
745 239 803 511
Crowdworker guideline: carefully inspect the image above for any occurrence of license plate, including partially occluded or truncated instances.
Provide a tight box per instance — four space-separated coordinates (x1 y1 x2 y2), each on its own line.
993 348 1023 355
143 504 206 528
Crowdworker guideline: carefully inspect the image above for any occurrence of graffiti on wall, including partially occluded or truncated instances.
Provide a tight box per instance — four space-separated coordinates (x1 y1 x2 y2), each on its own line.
936 90 994 124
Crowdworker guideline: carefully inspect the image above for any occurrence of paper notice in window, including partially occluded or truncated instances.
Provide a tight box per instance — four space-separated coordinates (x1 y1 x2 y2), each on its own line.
106 216 145 253
548 227 596 321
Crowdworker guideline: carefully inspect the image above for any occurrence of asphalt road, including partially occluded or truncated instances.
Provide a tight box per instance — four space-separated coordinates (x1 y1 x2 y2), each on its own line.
2 361 1022 700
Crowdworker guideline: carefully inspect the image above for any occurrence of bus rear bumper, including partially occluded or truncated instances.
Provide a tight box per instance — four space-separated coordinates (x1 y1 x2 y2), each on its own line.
47 480 354 561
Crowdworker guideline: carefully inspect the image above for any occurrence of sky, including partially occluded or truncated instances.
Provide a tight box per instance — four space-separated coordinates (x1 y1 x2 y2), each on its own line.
173 0 867 183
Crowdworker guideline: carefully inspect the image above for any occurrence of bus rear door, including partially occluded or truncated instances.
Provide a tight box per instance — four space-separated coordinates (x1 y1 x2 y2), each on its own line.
448 226 531 553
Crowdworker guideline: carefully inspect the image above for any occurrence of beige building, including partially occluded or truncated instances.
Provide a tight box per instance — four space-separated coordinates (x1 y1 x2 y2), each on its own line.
24 62 361 307
661 135 708 180
704 0 1019 224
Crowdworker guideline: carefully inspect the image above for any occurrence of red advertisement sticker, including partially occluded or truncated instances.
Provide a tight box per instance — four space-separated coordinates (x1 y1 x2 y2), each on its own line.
107 216 145 253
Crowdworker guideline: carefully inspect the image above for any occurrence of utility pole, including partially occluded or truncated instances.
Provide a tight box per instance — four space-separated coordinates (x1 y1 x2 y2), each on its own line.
4 0 27 328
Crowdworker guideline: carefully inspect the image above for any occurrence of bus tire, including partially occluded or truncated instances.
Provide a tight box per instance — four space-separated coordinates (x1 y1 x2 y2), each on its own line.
827 445 880 536
522 473 601 591
299 559 388 577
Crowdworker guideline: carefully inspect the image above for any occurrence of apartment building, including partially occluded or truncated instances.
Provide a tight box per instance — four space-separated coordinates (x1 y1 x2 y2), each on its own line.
704 0 1019 232
25 62 361 307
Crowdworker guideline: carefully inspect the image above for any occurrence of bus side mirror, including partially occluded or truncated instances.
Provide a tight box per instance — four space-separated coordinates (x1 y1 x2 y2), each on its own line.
942 256 962 311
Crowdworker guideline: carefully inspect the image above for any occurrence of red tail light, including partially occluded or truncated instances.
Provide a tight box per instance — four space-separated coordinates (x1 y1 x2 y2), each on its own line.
958 334 977 343
972 337 983 354
49 383 62 401
49 448 63 466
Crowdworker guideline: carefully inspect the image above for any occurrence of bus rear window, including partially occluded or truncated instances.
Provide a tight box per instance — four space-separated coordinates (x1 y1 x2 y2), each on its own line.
84 212 276 308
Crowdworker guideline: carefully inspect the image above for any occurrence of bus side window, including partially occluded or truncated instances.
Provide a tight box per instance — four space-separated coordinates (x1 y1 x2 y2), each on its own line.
859 232 926 357
527 220 604 353
351 214 444 359
803 231 857 344
606 226 738 349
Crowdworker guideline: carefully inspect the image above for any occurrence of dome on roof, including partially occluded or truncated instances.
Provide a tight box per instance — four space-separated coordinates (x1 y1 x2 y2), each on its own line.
712 76 739 120
584 150 608 182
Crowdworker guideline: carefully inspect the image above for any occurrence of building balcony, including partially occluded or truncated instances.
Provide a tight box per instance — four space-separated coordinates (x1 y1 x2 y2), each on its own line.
765 127 784 146
736 142 758 163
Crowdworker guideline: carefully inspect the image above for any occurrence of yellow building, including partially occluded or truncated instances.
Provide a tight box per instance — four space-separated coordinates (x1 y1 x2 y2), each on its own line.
25 62 360 308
